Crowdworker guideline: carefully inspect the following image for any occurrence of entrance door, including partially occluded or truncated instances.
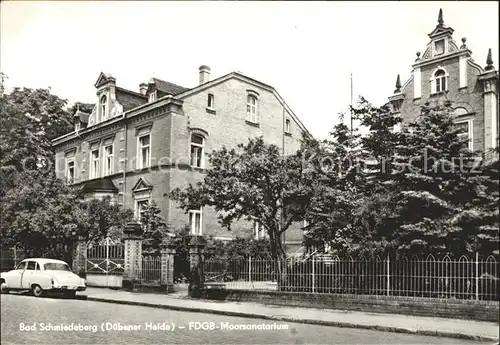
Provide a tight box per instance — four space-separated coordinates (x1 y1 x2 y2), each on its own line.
21 261 37 289
10 261 26 289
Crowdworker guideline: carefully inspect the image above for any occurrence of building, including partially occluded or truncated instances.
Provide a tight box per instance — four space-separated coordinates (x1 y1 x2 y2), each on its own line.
388 9 499 153
52 66 310 250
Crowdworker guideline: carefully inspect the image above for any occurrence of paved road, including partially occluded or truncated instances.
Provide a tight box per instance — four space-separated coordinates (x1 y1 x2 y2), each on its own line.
0 293 487 344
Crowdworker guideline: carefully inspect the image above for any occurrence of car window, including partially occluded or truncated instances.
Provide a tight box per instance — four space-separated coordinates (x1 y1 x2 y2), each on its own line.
35 262 41 270
43 263 71 271
26 261 36 270
16 262 27 270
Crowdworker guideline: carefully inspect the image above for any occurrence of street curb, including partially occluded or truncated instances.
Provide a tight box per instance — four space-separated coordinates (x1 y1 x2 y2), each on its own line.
86 296 498 343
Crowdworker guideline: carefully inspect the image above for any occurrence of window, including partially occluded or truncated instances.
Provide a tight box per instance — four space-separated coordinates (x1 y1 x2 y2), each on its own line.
138 135 151 169
44 263 71 271
207 94 215 109
190 134 204 168
16 262 27 270
135 199 149 222
90 149 100 179
435 39 445 55
100 95 107 119
246 95 258 123
285 119 291 133
26 261 37 270
66 158 75 183
435 69 447 93
456 120 473 151
189 209 202 235
104 145 114 176
149 91 157 103
254 221 266 240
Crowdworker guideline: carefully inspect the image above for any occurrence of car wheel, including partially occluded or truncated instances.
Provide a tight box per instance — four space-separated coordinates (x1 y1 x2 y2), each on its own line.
0 281 9 294
32 285 44 297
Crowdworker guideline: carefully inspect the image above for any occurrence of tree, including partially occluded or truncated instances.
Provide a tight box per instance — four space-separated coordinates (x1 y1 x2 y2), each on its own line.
0 85 131 261
73 196 134 245
301 116 370 254
352 96 403 182
169 137 311 260
140 201 171 256
4 87 74 140
382 100 497 256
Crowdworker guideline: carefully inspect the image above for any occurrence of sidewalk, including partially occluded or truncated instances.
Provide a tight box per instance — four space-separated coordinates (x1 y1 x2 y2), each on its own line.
82 287 499 342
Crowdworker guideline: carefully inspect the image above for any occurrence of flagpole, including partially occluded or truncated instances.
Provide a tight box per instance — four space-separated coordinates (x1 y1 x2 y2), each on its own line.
350 73 353 134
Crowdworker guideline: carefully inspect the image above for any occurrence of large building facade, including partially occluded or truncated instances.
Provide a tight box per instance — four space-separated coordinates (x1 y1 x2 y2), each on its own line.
388 9 498 153
52 66 309 249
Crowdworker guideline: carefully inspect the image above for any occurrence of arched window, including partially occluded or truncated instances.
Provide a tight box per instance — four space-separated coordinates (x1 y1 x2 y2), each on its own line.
453 107 469 117
434 69 447 93
246 95 258 123
100 95 107 119
190 134 204 168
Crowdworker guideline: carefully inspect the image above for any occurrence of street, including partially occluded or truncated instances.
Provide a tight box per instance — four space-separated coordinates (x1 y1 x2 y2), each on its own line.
0 293 486 344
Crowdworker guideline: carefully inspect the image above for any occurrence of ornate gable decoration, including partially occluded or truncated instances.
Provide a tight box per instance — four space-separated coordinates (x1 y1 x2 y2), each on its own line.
132 177 153 193
94 72 115 88
416 9 462 64
427 9 454 39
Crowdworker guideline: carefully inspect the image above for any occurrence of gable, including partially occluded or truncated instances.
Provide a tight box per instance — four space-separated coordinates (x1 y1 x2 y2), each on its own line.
131 177 153 192
94 72 114 88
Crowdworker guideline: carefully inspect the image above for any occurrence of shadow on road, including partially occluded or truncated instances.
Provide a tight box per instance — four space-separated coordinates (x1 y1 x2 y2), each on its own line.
2 291 88 300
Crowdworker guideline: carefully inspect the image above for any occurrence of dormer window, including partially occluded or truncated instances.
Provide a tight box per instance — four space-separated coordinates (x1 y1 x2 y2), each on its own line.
435 39 445 55
149 90 157 103
100 95 107 120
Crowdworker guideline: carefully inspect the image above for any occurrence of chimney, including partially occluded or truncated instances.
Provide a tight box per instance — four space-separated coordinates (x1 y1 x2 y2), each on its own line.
199 65 211 85
139 83 148 95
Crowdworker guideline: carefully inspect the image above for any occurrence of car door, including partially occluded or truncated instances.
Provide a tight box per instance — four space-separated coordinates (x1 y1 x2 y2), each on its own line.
9 261 27 289
21 261 37 289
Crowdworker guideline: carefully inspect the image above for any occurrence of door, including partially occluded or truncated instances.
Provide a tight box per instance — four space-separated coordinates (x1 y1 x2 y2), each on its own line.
9 261 26 289
21 261 37 289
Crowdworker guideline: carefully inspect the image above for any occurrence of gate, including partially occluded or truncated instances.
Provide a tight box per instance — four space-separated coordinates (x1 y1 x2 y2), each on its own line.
86 238 124 287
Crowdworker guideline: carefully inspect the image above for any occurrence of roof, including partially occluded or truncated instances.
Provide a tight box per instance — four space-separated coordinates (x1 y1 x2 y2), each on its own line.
20 258 68 264
81 178 118 193
115 87 148 111
150 77 190 95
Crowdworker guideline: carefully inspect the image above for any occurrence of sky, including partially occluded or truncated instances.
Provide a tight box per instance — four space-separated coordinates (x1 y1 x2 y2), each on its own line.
1 1 498 139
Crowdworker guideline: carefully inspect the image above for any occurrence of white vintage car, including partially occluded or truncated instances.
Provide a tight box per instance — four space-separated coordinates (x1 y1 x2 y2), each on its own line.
0 258 86 297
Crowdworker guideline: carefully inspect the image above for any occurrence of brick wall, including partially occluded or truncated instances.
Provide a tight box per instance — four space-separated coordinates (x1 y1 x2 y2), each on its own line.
204 289 500 322
399 56 486 152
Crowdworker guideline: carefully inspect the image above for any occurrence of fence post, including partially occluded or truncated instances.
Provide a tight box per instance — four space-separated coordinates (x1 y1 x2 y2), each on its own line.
312 255 315 293
475 251 479 301
188 236 206 298
386 253 390 296
160 237 176 293
249 256 252 283
122 221 143 290
72 236 87 277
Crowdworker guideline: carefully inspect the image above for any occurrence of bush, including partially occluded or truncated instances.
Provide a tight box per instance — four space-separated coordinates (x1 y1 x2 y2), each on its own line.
172 229 273 283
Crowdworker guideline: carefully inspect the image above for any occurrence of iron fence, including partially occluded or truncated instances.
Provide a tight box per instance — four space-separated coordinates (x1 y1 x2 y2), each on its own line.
138 256 162 285
86 243 124 275
204 254 499 301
